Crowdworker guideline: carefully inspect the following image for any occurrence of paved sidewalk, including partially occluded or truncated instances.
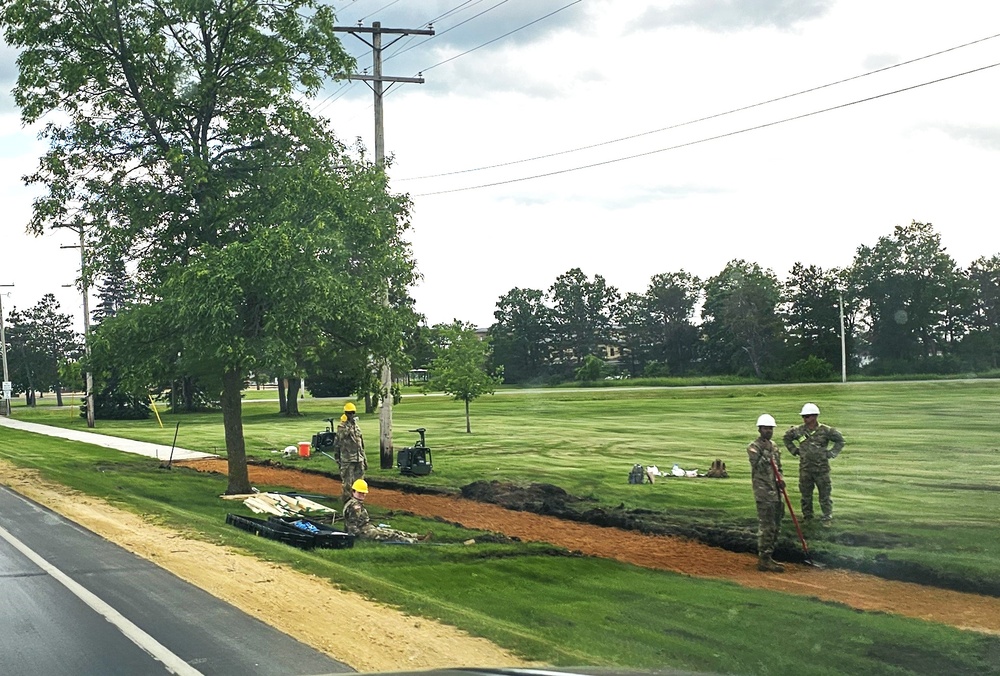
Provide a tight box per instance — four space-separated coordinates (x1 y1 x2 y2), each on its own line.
0 416 217 461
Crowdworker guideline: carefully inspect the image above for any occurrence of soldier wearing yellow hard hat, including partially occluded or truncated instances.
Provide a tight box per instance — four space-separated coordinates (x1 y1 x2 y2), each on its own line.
342 479 429 544
335 402 367 505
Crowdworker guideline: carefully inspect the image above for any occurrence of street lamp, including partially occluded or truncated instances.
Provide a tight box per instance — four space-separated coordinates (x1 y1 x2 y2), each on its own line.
0 284 13 416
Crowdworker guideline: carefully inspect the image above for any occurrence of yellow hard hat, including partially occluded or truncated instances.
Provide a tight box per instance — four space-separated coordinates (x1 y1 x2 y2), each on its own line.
343 402 357 413
351 478 369 493
340 414 347 423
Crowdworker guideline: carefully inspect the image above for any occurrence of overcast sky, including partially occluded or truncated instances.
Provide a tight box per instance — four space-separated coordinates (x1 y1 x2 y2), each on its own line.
2 0 999 332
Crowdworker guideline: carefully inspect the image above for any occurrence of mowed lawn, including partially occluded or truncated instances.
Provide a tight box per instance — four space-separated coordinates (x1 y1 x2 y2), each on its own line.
5 380 1000 674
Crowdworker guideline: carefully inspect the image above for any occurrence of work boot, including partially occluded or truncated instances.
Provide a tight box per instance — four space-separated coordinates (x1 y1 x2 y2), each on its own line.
821 514 833 527
757 556 785 573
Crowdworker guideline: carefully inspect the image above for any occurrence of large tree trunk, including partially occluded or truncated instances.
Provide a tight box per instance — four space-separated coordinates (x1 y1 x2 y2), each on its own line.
465 398 471 433
220 368 252 494
285 377 301 416
55 385 64 407
364 391 374 414
278 378 287 414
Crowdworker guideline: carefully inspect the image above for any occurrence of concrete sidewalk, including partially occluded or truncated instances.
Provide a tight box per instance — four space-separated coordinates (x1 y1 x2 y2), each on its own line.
0 416 217 461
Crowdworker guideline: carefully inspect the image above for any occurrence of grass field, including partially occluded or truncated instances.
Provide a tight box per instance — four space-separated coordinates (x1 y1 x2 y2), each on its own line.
4 380 1000 674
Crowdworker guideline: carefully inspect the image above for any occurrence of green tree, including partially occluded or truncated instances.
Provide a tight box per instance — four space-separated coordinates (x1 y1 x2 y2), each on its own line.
426 321 502 434
548 269 620 375
2 0 414 493
614 292 650 377
489 287 552 383
91 257 134 325
644 271 702 375
782 263 847 368
5 295 81 406
960 255 1000 370
702 260 785 378
849 222 970 370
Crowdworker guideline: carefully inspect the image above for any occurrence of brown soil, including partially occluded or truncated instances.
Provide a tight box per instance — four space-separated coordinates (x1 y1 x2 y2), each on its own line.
5 456 999 673
0 460 534 672
180 458 1000 637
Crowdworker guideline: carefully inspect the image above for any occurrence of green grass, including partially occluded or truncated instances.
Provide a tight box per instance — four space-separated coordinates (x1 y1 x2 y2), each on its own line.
5 381 1000 673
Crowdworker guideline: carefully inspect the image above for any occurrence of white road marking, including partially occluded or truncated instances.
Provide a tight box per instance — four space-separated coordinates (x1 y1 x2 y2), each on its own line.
0 523 204 676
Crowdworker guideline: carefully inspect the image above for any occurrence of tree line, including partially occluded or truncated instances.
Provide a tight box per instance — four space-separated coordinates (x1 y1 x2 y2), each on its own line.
488 222 1000 383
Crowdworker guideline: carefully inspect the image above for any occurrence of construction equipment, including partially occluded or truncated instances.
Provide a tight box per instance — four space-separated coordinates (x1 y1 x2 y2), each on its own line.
767 454 823 568
311 417 338 461
397 427 432 476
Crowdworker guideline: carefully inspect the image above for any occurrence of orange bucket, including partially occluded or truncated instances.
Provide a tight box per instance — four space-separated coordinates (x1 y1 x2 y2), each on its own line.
297 441 310 458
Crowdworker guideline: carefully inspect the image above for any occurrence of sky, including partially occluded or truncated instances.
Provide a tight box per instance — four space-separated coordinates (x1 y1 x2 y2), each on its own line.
2 0 999 333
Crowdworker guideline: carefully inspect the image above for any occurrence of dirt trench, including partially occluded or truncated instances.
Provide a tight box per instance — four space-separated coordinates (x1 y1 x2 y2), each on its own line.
180 458 1000 637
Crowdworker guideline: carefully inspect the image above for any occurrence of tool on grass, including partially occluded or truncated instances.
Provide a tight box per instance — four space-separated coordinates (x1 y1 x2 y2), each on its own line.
767 454 823 568
166 421 180 469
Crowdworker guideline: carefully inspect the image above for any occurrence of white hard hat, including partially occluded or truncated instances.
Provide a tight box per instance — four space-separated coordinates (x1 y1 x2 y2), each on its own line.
800 403 821 416
756 414 777 427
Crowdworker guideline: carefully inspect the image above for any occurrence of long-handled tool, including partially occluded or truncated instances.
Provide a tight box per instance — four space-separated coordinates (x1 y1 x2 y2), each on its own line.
166 421 180 469
767 454 822 568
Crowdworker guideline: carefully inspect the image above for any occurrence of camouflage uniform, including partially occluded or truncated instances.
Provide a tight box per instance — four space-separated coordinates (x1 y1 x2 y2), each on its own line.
747 435 785 565
336 417 367 505
783 422 845 521
342 497 419 544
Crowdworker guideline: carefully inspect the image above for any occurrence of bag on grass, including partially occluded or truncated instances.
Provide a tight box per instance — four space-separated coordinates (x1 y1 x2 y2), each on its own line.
628 464 646 484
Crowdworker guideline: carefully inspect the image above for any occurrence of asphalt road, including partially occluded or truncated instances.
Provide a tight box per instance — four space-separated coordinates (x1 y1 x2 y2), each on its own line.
0 485 351 676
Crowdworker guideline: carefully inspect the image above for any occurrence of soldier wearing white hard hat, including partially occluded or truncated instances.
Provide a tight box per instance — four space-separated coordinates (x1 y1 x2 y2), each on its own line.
783 403 845 525
747 413 785 572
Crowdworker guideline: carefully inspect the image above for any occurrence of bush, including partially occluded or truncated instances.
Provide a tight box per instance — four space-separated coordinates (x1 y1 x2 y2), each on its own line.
787 356 836 382
307 372 362 398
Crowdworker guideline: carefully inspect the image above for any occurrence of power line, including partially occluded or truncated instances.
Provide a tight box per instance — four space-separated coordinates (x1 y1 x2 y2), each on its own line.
412 61 1000 197
401 30 1000 181
360 0 402 23
385 0 513 63
419 0 582 73
314 0 508 114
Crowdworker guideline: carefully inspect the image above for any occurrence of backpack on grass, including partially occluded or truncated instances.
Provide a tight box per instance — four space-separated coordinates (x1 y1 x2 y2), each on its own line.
628 464 646 484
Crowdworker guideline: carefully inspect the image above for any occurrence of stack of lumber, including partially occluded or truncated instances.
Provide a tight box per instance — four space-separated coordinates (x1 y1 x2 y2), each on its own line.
221 492 337 521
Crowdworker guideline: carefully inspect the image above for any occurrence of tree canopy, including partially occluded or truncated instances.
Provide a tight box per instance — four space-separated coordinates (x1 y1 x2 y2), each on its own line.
2 0 415 492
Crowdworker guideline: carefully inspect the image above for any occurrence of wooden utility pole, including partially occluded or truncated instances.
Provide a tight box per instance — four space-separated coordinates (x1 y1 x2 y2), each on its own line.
60 227 95 427
0 284 12 417
333 21 434 470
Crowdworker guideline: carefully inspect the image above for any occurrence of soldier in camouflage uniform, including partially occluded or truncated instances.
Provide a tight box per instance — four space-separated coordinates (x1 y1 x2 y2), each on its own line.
747 413 786 572
783 402 845 524
342 479 426 544
336 403 367 506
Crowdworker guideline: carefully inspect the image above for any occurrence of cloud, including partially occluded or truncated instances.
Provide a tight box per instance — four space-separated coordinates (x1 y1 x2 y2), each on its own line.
862 52 900 71
932 124 1000 152
629 0 834 33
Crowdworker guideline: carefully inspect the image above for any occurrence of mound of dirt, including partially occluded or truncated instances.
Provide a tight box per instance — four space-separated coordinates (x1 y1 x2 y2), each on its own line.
459 480 592 513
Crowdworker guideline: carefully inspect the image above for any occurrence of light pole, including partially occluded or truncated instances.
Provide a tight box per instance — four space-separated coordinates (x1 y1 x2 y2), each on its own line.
60 227 95 427
0 284 12 416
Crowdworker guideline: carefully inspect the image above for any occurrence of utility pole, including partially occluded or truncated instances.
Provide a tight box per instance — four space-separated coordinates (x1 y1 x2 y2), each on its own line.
334 21 434 470
0 284 12 416
60 227 95 428
839 292 847 383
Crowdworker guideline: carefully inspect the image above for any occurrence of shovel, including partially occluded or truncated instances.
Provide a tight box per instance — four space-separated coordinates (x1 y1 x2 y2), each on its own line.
768 454 823 568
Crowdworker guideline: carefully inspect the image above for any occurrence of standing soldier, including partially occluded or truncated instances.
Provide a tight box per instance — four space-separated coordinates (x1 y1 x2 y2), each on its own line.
747 413 786 572
783 402 845 525
336 402 367 505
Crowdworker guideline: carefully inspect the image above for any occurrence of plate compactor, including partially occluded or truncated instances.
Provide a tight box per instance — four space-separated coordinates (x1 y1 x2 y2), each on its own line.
311 418 338 461
397 427 433 476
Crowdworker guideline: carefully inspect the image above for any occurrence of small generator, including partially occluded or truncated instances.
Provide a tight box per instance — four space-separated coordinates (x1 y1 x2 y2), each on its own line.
397 427 433 476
